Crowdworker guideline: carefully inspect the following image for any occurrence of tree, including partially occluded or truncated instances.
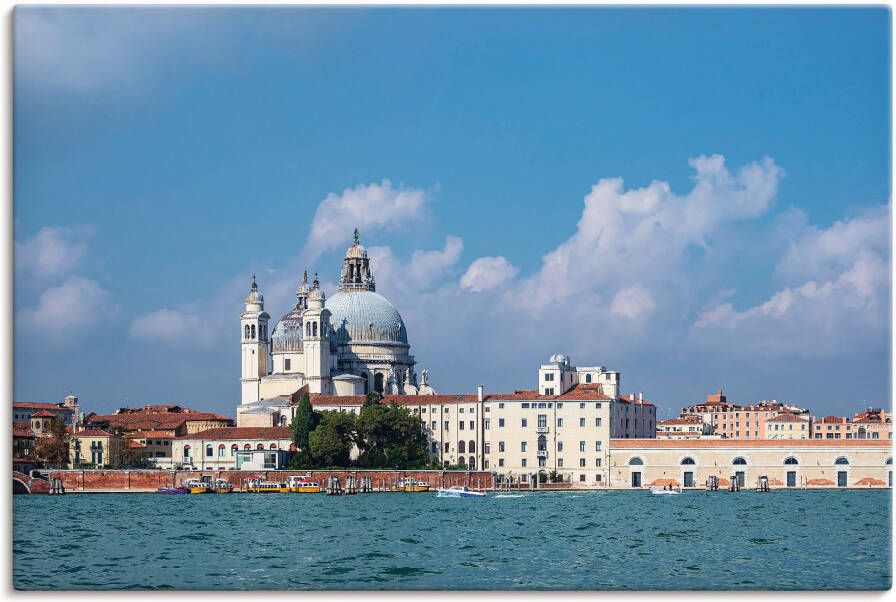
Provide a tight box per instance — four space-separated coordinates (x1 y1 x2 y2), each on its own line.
34 418 71 468
354 402 429 469
364 391 382 407
309 411 356 467
288 393 318 469
107 429 154 468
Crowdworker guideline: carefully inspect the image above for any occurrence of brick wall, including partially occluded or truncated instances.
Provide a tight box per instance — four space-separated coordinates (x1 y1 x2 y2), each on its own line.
48 469 495 492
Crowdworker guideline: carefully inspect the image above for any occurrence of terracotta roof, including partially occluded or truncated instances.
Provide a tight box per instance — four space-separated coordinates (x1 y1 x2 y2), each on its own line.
122 430 175 439
610 438 891 448
767 413 808 423
13 402 72 411
658 417 703 426
73 429 112 437
816 416 850 424
13 422 34 437
176 426 293 441
88 412 233 431
127 440 147 449
30 410 56 418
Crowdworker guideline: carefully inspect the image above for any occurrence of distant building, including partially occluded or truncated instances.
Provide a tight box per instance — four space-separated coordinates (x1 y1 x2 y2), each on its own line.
811 409 892 440
70 430 113 468
681 391 809 439
13 395 79 425
765 413 811 440
84 405 233 437
172 426 294 470
656 416 713 438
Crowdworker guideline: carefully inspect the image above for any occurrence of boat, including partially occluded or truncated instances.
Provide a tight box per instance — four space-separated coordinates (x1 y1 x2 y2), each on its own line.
436 485 486 498
158 486 189 494
245 479 290 493
286 475 322 493
650 485 682 495
213 479 233 494
390 477 431 492
183 478 213 494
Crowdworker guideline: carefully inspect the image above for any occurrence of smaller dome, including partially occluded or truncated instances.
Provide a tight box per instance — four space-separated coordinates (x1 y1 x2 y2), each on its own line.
345 242 367 260
271 309 303 353
549 353 569 365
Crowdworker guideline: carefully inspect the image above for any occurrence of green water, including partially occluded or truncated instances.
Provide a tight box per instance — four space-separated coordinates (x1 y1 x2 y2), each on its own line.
12 489 892 590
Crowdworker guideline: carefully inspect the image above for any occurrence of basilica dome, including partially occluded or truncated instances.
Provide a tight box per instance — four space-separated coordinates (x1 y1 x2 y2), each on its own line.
270 309 303 353
327 290 408 345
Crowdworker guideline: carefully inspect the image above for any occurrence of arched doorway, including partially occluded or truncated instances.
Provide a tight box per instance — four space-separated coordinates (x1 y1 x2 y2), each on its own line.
374 373 384 394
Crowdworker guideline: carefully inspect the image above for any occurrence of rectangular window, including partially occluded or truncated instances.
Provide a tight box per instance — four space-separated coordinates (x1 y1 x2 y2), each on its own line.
469 421 474 430
484 419 490 430
595 441 601 451
498 441 505 452
498 458 504 467
444 442 450 452
499 418 505 428
595 417 602 427
596 403 602 409
557 441 564 452
521 418 528 428
579 441 586 452
459 408 464 413
557 417 564 427
206 447 213 457
521 459 527 467
595 458 602 467
545 388 554 395
444 421 449 430
538 414 547 428
284 358 291 371
460 421 465 430
579 418 586 427
579 403 586 409
579 458 586 467
431 421 436 430
558 458 564 467
579 474 586 482
484 459 489 468
596 474 602 482
498 403 504 409
484 442 491 454
557 402 563 409
521 442 527 452
522 403 530 409
545 373 554 381
538 457 546 467
421 408 426 413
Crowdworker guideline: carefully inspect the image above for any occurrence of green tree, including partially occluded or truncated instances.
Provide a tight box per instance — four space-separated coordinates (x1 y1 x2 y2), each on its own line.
309 410 356 467
34 417 71 468
354 402 428 469
288 393 318 468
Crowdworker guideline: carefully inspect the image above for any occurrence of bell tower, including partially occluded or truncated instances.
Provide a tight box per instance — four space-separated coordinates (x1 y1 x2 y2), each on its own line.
240 275 270 404
302 273 333 394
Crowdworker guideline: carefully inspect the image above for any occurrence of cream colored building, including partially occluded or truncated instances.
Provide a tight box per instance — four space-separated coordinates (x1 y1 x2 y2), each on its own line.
609 439 892 489
70 429 113 468
764 413 811 439
172 426 294 470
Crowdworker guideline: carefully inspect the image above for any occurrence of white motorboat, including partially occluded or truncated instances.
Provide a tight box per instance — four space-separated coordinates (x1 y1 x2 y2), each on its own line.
650 486 682 495
436 485 486 498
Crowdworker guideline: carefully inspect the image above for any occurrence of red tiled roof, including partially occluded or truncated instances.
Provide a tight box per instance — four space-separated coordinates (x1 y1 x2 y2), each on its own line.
816 416 850 424
73 429 112 437
128 440 147 449
122 430 175 439
13 402 72 411
176 426 293 441
658 417 703 426
767 413 808 423
13 422 34 437
88 412 233 431
30 410 56 418
610 438 891 448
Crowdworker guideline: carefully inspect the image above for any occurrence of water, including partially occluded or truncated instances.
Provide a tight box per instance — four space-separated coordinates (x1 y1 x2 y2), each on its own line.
13 490 891 590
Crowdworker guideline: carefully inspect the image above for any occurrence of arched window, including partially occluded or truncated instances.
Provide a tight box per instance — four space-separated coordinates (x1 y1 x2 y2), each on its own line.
250 324 256 339
244 444 251 450
585 374 592 384
468 440 476 453
306 322 311 336
270 443 277 450
205 444 213 457
183 445 191 459
537 435 547 451
732 457 747 465
835 456 849 465
374 373 384 394
312 322 318 337
784 456 799 465
244 325 250 339
458 456 466 466
628 457 644 466
857 427 867 439
231 444 238 456
458 440 466 454
681 457 696 465
256 443 264 450
279 415 287 426
218 444 226 457
469 456 476 469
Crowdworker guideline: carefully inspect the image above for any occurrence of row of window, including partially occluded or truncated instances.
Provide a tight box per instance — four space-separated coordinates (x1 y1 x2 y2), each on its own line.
183 442 287 458
243 324 268 340
626 455 858 466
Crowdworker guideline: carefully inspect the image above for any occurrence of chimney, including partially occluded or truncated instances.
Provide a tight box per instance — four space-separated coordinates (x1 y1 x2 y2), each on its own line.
477 385 484 402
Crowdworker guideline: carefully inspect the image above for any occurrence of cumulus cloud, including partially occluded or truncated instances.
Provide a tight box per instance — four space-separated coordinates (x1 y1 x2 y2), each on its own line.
15 225 92 278
17 276 112 343
129 304 218 347
301 180 431 263
610 285 656 320
368 236 464 296
460 256 519 292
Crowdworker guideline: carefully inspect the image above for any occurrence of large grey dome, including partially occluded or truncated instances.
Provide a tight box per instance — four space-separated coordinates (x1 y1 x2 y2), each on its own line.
327 290 408 344
271 309 303 352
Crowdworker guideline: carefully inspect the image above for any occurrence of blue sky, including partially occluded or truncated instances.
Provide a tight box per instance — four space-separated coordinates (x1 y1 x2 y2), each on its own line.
13 7 891 419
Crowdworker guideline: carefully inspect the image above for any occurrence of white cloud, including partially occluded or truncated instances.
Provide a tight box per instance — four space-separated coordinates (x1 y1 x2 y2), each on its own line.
460 256 519 293
507 155 782 315
129 305 218 347
15 225 92 278
301 180 431 263
368 236 464 296
17 276 112 343
610 285 656 320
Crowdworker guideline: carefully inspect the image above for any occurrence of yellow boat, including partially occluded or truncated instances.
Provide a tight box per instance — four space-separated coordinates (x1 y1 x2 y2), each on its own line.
183 478 213 494
390 477 431 493
213 479 234 494
286 475 322 493
246 479 290 493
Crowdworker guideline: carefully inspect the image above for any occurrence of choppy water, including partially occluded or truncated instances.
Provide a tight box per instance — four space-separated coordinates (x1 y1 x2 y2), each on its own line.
13 489 891 590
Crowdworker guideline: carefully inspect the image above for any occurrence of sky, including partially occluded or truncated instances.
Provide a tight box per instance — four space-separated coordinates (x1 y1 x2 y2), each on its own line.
13 7 891 420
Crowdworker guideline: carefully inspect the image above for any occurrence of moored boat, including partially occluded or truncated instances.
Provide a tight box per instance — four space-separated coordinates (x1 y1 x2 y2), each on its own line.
246 479 290 493
436 485 486 498
183 479 213 494
390 477 431 492
650 485 682 495
286 475 322 493
158 486 189 494
213 479 234 493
